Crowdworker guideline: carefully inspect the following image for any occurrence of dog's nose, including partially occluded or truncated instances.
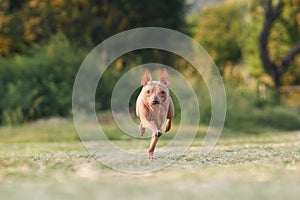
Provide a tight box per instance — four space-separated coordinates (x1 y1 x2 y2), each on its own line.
152 100 159 104
152 97 160 105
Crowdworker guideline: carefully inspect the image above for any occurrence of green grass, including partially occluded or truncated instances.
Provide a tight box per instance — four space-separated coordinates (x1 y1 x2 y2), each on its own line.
0 118 300 200
0 118 79 143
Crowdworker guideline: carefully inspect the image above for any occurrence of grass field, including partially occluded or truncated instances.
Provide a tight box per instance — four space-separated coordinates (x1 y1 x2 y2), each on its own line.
0 118 300 200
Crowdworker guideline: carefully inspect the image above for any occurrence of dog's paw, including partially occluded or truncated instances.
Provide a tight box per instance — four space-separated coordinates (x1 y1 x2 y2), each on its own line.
148 152 155 160
154 132 162 137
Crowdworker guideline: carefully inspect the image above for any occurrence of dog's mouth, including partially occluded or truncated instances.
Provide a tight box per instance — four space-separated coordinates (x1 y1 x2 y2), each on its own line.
151 100 160 105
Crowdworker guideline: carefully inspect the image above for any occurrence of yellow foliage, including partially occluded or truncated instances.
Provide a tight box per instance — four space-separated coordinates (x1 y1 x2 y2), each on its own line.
24 18 41 42
51 0 65 7
28 0 46 9
28 0 39 8
0 12 5 28
297 13 300 29
0 36 11 55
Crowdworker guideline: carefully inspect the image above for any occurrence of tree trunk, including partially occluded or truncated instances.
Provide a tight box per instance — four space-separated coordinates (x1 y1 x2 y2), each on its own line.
259 0 300 104
273 71 281 104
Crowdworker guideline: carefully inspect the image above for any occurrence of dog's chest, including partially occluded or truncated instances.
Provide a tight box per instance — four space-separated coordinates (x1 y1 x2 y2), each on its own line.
148 102 169 126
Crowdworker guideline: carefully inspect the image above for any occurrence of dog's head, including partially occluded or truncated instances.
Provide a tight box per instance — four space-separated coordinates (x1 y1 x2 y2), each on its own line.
140 68 170 106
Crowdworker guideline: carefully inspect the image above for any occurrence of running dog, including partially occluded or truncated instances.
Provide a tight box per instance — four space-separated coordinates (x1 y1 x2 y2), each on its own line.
136 68 174 159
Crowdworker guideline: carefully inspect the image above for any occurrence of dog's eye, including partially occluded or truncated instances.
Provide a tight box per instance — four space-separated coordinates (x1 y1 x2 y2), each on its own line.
161 90 166 95
146 90 151 94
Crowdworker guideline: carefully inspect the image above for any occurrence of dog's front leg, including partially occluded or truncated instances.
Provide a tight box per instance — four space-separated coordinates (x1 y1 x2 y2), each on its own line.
139 123 145 136
148 135 159 159
139 117 160 136
148 123 162 160
165 119 172 133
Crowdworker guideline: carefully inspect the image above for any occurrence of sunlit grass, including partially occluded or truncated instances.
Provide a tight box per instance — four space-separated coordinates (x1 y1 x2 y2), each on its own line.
0 118 299 199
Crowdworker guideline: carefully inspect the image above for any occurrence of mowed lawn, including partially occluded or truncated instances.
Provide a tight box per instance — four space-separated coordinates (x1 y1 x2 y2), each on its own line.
0 118 300 200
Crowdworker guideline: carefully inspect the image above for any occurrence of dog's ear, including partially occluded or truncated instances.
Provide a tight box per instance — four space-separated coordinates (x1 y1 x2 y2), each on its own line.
160 68 169 86
141 68 152 86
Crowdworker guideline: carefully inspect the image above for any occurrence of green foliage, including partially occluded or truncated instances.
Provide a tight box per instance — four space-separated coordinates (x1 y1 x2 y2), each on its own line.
194 1 248 73
0 1 189 124
269 0 300 86
0 0 299 132
223 83 300 131
256 106 300 130
0 33 84 124
190 77 300 131
241 3 265 78
1 107 25 126
0 0 188 56
245 0 300 85
192 0 300 86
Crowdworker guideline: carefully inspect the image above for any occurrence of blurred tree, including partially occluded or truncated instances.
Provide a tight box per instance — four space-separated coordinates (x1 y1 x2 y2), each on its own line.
0 0 188 56
0 33 84 123
259 0 300 91
194 1 248 73
0 0 189 123
8 0 25 11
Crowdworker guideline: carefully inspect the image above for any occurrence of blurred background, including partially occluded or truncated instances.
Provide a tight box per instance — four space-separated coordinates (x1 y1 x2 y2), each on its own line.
0 0 300 132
